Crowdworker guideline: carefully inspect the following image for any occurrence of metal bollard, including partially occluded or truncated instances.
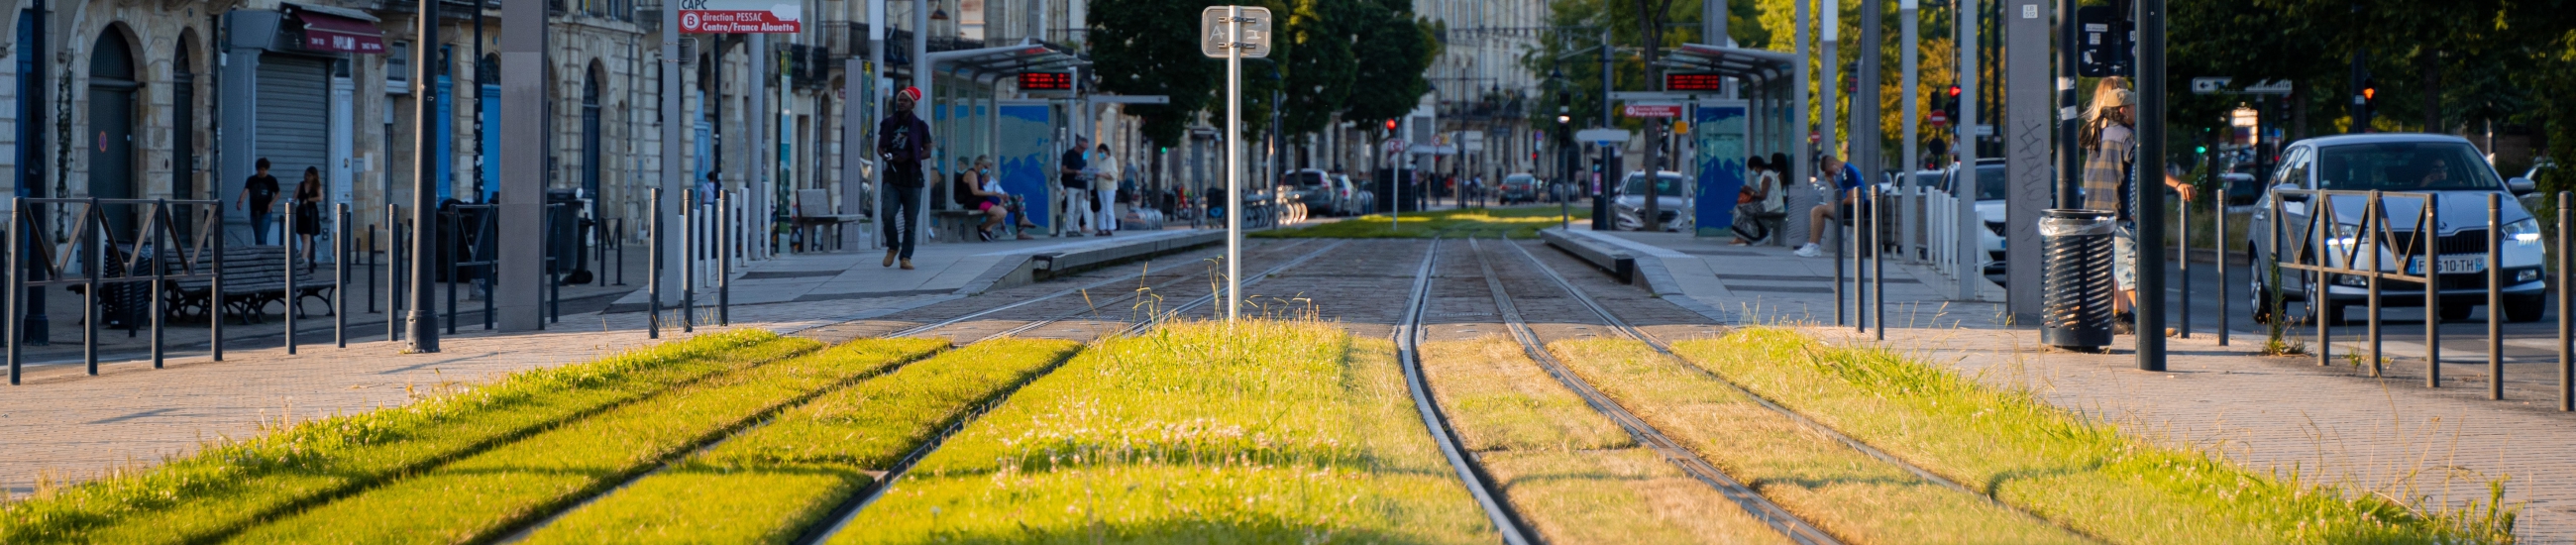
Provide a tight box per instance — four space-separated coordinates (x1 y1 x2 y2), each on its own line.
648 188 662 339
6 201 20 384
683 193 696 334
2217 186 2230 347
151 201 167 369
1838 187 1851 327
212 209 226 362
2366 193 2383 378
2489 193 2504 400
2181 187 2193 338
719 191 731 327
1873 185 1884 340
612 218 626 286
2316 198 2331 369
86 200 101 376
337 204 349 349
2561 192 2572 411
446 211 458 336
2426 203 2442 388
285 203 297 356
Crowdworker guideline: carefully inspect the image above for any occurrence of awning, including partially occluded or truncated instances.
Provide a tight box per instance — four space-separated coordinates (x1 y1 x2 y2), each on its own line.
293 10 384 54
923 39 1086 83
1657 43 1797 82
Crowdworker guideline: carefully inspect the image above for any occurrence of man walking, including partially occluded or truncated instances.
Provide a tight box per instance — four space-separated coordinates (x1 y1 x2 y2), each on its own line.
236 158 280 246
877 86 931 270
1060 136 1092 237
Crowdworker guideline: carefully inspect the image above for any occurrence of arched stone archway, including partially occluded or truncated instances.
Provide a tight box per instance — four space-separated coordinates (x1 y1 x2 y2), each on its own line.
88 24 140 238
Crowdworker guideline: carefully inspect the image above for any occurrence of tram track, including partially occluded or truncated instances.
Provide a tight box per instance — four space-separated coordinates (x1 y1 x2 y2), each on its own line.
1463 237 1840 545
794 239 1350 544
1393 238 1539 545
1491 237 2104 544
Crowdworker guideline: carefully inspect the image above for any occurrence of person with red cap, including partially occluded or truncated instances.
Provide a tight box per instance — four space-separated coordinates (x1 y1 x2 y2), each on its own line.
877 86 933 270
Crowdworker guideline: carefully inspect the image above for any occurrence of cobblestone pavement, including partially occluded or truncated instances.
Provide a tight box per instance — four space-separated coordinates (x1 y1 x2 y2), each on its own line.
1571 229 2576 544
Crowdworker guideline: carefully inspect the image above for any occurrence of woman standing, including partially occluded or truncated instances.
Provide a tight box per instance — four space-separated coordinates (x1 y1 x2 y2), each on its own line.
292 166 324 271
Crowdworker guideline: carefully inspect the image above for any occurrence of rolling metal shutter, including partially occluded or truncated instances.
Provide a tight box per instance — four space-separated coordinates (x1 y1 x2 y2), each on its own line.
254 55 331 179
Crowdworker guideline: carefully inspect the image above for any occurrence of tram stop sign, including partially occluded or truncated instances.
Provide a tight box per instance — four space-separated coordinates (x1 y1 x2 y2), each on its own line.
1200 6 1273 58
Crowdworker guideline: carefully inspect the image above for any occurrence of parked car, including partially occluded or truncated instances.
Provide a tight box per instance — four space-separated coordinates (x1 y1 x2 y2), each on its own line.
1936 160 2009 279
2219 172 2262 206
1613 170 1692 232
1278 168 1338 220
1498 173 1542 204
1332 174 1375 216
2248 134 2545 325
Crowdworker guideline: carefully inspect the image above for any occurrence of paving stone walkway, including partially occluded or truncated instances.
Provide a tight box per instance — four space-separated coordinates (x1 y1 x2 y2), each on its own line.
1570 229 2576 543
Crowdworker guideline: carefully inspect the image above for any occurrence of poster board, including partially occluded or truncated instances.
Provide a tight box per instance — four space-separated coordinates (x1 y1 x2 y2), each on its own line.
1692 101 1749 238
997 101 1052 229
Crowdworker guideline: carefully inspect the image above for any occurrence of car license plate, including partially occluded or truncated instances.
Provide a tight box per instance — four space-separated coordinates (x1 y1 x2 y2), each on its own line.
2406 256 2487 275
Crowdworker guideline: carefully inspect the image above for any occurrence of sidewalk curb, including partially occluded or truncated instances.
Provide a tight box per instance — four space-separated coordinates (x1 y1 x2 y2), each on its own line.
1541 229 1737 324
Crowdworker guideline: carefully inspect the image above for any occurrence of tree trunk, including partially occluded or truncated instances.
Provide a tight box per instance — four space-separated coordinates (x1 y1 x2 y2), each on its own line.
2421 50 2442 135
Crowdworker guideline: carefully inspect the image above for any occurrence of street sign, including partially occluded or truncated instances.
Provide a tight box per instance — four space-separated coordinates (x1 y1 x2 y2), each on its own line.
1574 128 1631 144
2191 77 2294 95
1975 124 1995 137
1200 6 1273 58
2076 6 2130 77
1927 110 1949 126
1624 103 1682 118
1385 139 1407 156
678 0 802 34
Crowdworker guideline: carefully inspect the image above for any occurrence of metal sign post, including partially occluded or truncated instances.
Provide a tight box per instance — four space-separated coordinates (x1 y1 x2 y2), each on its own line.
1203 5 1270 323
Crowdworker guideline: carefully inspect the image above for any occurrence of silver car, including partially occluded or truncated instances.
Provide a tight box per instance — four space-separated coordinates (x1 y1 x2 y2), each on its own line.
1614 170 1692 232
2248 134 2545 324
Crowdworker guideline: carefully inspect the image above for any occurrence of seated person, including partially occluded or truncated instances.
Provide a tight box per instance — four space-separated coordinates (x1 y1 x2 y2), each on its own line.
951 157 1026 241
2415 157 2451 188
1794 154 1866 258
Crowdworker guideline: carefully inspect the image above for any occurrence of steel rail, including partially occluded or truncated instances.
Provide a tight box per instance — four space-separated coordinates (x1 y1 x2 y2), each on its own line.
1495 238 2108 544
1396 238 1537 544
1466 238 1840 545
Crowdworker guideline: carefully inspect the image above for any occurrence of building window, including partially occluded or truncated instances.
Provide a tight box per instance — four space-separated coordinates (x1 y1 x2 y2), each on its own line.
387 43 409 88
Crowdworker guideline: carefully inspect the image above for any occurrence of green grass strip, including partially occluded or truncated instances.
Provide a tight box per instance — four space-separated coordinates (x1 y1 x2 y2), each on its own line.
1255 206 1587 240
0 330 805 545
518 338 1085 544
1547 338 2090 544
834 321 1495 544
1670 328 2519 544
223 337 948 544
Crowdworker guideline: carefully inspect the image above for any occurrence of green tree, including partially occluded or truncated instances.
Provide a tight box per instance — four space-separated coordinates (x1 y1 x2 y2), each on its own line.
1343 2 1439 127
1090 0 1222 149
1278 0 1359 141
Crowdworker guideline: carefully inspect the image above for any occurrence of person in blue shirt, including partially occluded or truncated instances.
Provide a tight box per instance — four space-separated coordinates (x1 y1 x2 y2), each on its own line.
1794 154 1866 258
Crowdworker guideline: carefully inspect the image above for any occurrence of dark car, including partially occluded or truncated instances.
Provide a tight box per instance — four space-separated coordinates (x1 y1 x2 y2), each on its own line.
1498 173 1541 204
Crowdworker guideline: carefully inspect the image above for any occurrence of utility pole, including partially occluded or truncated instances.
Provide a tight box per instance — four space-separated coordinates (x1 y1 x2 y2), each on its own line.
1821 0 1839 164
2056 0 2079 207
497 0 546 331
1792 0 1810 248
20 0 50 346
1637 0 1663 233
846 0 882 250
2136 0 2169 371
2005 0 2047 322
408 0 444 352
1953 0 1979 301
1901 0 1919 260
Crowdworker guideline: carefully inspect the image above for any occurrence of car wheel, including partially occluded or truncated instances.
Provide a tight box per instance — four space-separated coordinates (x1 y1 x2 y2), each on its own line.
2249 245 2282 325
2505 294 2548 323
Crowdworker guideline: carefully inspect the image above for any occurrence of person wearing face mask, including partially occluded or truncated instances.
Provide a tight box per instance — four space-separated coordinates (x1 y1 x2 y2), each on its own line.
1093 143 1121 236
877 86 932 270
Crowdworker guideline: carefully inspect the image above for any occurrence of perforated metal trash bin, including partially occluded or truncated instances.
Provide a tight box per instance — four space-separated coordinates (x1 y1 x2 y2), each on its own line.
2040 209 2118 350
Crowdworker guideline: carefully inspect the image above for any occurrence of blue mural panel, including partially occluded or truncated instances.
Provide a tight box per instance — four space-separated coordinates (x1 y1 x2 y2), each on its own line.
997 102 1051 229
1693 103 1748 238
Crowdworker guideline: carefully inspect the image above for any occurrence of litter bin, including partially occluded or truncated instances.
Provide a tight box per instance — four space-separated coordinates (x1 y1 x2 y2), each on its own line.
2040 209 2118 350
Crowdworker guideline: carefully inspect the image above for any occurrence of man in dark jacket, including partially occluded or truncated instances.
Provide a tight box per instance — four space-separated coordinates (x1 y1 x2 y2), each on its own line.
877 86 932 270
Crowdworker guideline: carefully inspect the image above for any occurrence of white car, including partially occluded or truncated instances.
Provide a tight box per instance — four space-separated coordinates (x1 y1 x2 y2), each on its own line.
2249 134 2546 324
1936 160 2009 277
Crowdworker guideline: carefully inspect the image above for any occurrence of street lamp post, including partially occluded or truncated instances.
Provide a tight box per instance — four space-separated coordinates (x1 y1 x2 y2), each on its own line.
406 0 441 352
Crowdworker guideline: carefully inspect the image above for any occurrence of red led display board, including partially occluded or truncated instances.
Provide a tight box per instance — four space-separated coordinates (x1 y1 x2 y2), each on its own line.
1019 72 1074 91
1666 72 1726 91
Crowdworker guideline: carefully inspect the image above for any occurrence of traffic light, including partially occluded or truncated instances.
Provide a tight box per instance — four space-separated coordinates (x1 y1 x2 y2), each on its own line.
2360 78 2378 111
1943 85 1963 126
1384 119 1399 132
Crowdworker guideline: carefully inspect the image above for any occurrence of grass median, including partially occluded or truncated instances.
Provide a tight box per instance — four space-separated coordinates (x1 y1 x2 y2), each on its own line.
0 330 806 545
517 338 1085 544
1670 328 2518 544
222 337 949 544
1256 206 1586 240
1419 337 1790 544
1545 338 2090 544
835 321 1493 543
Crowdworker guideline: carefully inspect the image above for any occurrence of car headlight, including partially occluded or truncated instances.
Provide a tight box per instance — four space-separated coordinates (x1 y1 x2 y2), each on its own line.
2324 222 2361 247
2505 219 2542 245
